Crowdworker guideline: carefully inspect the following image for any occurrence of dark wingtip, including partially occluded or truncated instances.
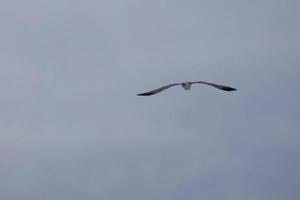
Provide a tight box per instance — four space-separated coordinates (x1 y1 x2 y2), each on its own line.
137 92 155 96
224 87 237 91
216 85 237 91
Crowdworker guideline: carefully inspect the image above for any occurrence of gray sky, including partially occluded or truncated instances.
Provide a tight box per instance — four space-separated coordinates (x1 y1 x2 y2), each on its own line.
1 0 300 199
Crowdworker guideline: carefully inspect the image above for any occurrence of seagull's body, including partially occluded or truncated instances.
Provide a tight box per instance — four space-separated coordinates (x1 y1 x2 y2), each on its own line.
137 81 236 96
181 82 192 90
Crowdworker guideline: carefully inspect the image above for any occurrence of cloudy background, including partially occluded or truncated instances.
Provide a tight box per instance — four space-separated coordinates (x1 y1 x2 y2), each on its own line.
1 0 300 199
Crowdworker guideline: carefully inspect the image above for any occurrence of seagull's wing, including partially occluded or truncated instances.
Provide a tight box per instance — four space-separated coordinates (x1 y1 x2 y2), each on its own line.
137 83 181 96
191 81 237 91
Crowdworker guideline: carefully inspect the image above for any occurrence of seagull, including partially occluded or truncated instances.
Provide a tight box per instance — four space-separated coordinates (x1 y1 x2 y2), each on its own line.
137 81 237 96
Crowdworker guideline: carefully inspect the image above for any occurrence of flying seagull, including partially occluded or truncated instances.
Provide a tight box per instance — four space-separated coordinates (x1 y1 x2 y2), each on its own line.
137 81 237 96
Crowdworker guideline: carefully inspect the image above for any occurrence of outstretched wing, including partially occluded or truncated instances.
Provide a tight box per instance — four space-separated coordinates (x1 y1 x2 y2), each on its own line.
137 83 181 96
191 81 237 91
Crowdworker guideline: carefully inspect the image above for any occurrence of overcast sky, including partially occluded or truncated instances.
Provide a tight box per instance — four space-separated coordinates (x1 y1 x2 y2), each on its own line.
0 0 300 199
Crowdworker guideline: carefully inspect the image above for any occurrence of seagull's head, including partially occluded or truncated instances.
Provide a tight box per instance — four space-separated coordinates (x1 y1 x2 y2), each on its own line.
181 82 191 90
